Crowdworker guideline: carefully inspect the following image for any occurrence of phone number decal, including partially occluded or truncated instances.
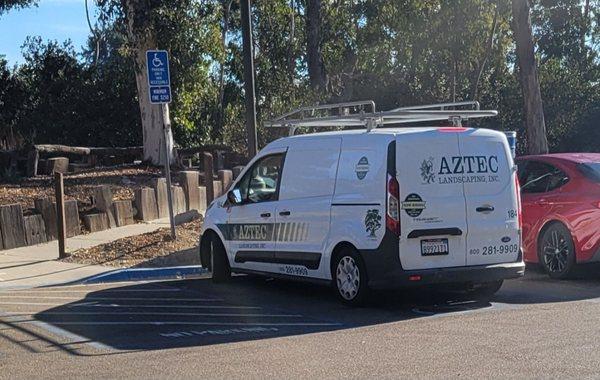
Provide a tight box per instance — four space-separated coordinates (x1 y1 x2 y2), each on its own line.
279 266 308 276
469 244 518 256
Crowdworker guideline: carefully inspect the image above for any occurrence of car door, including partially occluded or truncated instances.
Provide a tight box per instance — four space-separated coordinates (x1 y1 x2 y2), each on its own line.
458 130 520 266
225 150 286 272
519 160 569 261
274 138 342 278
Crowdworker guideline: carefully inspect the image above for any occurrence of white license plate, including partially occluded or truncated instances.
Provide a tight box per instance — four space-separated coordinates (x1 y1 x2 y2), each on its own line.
421 238 449 256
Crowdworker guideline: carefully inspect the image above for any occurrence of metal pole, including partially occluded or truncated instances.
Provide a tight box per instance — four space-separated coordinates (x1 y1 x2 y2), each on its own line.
162 103 177 240
54 172 67 258
240 0 258 158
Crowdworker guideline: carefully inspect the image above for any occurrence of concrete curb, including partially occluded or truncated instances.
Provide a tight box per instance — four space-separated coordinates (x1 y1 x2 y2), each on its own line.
82 265 208 284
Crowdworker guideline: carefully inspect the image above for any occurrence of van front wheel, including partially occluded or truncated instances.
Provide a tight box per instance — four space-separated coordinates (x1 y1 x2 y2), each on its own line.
333 249 369 306
202 233 230 283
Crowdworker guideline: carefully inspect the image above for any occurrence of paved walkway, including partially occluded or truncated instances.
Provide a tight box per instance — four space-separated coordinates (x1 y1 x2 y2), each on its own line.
0 218 170 290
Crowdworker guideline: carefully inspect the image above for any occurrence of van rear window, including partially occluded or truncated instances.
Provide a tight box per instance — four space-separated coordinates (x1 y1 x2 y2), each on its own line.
578 163 600 183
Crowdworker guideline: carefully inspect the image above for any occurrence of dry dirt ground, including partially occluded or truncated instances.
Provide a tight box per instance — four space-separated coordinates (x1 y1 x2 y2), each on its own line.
61 219 202 268
0 165 163 211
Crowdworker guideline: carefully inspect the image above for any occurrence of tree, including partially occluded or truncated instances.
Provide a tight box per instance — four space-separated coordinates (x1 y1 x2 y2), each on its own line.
511 0 549 154
305 0 327 90
0 0 37 15
121 0 173 165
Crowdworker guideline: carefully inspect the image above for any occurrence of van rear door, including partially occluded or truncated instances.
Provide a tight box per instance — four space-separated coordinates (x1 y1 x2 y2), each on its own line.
396 129 468 270
457 129 520 266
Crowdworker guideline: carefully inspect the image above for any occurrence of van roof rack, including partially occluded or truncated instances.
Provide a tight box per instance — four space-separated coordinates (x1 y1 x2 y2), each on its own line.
265 100 497 136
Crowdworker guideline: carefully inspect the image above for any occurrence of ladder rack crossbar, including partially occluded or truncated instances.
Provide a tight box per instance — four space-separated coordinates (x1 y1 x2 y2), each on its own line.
265 100 497 135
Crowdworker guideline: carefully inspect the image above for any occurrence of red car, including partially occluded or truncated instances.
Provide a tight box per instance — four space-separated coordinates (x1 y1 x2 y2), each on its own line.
516 153 600 278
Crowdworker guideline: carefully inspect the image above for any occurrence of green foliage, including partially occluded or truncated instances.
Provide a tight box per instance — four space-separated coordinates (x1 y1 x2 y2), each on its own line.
0 0 37 15
1 0 598 154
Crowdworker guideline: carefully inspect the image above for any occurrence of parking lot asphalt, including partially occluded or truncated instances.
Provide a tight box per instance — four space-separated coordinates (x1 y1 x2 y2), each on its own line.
2 267 600 378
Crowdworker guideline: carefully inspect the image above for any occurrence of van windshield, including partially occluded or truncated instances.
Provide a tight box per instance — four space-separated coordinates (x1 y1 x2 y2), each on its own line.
578 162 600 183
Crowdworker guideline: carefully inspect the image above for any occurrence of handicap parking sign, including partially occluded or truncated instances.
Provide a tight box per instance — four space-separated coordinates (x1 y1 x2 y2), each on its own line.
146 50 171 104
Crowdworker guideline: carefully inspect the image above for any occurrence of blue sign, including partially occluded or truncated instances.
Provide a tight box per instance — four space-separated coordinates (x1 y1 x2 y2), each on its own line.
150 86 171 103
146 50 171 103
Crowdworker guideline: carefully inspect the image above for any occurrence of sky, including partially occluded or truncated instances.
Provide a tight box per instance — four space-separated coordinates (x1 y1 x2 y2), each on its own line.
0 0 98 65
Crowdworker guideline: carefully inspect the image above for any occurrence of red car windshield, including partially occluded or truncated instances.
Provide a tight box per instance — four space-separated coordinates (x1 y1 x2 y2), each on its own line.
578 162 600 183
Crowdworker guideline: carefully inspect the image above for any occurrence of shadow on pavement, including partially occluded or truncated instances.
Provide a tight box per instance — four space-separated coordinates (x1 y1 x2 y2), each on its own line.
29 276 490 352
28 266 600 353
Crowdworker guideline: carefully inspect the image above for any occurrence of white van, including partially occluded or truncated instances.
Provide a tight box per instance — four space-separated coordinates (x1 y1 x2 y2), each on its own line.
200 101 525 305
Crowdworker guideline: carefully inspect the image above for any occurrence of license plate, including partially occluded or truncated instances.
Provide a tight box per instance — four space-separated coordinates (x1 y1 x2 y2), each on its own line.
421 238 449 256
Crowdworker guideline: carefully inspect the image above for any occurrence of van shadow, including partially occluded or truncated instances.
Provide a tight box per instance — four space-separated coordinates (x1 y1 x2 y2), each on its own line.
32 267 600 352
31 276 491 352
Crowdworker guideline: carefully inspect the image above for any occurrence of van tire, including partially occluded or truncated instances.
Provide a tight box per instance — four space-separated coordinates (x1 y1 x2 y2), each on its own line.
538 222 576 279
332 248 369 306
203 233 230 283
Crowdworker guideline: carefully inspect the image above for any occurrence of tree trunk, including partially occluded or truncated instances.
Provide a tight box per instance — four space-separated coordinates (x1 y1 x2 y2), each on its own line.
124 0 174 165
471 4 498 100
216 0 233 141
305 0 327 90
511 0 548 154
287 0 296 82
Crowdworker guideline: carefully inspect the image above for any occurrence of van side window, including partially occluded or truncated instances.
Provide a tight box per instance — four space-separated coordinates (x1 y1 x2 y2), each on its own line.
235 154 284 204
520 161 568 194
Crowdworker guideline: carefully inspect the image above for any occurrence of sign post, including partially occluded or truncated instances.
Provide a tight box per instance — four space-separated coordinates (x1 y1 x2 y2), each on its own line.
147 50 176 241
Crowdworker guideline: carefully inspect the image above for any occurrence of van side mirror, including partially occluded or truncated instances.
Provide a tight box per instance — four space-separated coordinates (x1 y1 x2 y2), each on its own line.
227 189 243 205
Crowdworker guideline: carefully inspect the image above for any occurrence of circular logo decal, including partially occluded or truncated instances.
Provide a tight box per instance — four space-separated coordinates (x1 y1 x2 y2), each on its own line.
355 157 370 180
401 193 427 217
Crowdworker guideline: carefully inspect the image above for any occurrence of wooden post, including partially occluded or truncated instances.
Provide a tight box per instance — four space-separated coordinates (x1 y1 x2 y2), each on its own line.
203 152 215 205
54 172 67 258
26 149 39 177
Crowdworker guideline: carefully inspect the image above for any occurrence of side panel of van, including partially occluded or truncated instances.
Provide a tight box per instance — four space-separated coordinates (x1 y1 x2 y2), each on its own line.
457 130 520 266
328 134 390 278
396 130 469 270
275 138 342 279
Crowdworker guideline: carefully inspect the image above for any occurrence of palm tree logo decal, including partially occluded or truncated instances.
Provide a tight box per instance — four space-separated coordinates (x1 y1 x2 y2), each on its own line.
364 209 382 237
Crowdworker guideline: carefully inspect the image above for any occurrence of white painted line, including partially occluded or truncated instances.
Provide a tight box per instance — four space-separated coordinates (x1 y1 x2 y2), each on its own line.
9 288 182 293
8 320 342 327
0 296 222 302
30 320 113 351
0 311 112 351
0 301 261 309
3 311 303 318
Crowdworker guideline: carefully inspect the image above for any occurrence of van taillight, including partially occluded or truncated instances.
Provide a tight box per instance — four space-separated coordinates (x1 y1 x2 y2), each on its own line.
387 174 400 235
515 175 522 230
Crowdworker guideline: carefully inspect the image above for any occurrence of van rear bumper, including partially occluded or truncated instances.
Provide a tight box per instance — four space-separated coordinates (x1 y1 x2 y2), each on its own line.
367 261 525 290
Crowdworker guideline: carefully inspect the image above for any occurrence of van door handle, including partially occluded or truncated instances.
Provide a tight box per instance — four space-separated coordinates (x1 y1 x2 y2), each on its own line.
476 206 495 213
260 212 271 218
279 211 291 216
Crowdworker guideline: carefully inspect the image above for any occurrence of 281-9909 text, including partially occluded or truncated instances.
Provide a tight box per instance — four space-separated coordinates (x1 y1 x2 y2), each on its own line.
470 244 518 256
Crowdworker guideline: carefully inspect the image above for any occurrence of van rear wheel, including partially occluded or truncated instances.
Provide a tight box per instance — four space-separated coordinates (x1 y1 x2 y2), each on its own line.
333 249 369 306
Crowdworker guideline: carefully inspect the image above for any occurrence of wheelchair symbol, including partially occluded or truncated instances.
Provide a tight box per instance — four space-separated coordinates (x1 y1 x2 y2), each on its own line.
152 53 163 68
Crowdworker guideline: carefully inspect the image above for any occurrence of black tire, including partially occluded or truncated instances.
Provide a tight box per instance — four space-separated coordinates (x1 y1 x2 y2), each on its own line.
201 232 231 283
332 248 369 306
538 223 576 279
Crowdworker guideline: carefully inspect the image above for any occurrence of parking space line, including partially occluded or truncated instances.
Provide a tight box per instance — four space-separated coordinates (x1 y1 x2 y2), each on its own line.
9 289 182 293
2 311 303 318
7 320 342 327
0 301 262 309
0 296 223 302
